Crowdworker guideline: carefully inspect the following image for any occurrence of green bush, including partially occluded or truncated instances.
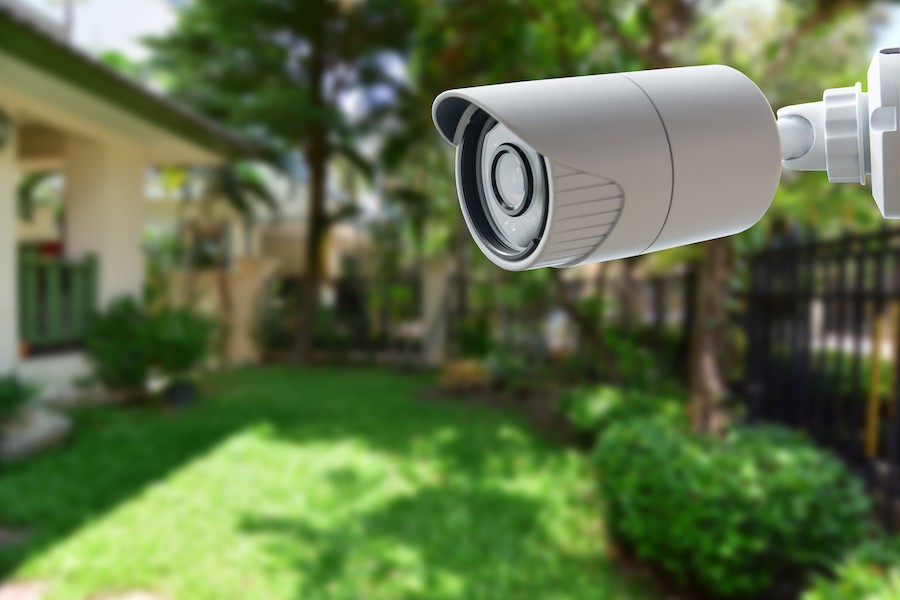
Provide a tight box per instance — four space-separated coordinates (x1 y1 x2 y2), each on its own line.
483 348 529 389
85 297 155 390
454 316 492 358
0 374 37 417
803 537 900 600
586 327 684 391
313 307 352 354
560 384 685 433
86 298 216 391
594 420 872 597
149 308 218 378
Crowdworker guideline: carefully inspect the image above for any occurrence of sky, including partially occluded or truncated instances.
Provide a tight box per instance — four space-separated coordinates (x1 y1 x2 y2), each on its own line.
21 0 176 60
876 4 900 50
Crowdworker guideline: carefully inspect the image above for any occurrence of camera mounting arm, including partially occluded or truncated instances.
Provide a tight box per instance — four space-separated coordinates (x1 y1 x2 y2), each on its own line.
777 47 900 217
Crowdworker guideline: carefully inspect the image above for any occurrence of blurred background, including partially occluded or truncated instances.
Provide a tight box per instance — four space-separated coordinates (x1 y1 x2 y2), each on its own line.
2 0 900 599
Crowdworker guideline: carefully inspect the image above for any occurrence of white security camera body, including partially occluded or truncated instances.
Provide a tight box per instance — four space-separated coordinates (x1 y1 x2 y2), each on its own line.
432 49 900 271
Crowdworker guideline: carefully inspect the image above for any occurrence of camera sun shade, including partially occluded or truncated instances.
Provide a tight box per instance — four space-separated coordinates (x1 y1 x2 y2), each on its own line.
433 65 783 271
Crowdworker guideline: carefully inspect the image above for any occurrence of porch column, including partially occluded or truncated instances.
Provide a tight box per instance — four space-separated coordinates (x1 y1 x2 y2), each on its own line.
64 137 147 306
421 256 454 366
0 120 19 372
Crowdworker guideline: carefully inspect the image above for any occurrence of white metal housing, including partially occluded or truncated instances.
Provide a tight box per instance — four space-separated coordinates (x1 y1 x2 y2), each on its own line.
433 65 782 271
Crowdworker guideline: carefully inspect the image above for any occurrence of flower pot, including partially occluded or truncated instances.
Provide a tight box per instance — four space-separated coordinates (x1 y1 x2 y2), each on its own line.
163 380 198 406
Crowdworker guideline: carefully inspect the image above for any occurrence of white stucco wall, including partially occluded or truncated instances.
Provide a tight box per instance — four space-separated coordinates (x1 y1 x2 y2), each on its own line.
0 123 20 373
64 136 147 305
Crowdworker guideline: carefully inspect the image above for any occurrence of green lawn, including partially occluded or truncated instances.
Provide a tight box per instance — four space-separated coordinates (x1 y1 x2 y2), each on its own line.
0 366 653 600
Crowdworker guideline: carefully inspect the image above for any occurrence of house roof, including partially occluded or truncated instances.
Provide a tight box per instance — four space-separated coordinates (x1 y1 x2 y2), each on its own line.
0 3 256 160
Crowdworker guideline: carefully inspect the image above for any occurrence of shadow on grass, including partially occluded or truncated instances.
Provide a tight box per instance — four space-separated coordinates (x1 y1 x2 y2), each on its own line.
240 485 638 600
0 366 641 598
0 396 249 576
0 366 508 576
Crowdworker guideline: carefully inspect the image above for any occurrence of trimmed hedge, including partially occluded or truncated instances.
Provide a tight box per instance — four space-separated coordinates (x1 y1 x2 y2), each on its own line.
559 384 684 433
594 420 872 597
803 537 900 600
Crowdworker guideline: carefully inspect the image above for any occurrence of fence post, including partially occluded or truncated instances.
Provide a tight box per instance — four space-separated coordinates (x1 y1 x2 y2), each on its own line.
745 253 763 422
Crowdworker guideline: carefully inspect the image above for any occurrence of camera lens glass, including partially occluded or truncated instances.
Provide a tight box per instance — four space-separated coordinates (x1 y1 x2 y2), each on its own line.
458 110 548 262
491 145 533 216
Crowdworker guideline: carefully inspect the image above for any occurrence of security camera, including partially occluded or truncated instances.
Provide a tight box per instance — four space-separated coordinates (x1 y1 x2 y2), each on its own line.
432 48 900 271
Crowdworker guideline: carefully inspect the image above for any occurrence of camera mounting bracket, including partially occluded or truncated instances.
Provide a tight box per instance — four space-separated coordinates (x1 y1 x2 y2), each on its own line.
778 47 900 218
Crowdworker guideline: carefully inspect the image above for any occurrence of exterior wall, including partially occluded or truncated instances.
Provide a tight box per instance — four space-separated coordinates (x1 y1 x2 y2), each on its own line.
20 352 91 401
17 204 59 242
0 120 19 372
64 136 147 306
260 222 374 279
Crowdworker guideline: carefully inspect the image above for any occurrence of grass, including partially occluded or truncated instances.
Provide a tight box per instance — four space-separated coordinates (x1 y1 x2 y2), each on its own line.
0 366 654 600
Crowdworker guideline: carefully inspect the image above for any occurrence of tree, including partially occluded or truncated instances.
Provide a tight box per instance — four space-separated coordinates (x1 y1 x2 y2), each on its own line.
149 0 415 361
580 0 877 432
383 0 626 363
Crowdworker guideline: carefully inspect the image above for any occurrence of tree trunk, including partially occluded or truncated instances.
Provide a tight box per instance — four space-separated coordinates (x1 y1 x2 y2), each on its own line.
619 257 640 331
595 262 609 331
295 136 328 362
687 237 731 434
295 29 328 363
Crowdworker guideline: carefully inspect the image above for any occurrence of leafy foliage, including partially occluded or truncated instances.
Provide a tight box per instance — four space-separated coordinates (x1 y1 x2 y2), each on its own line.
803 537 900 600
85 298 155 391
16 171 60 222
149 0 414 146
148 309 218 379
312 306 352 355
86 298 215 391
560 385 684 434
453 316 493 359
594 420 872 597
0 375 37 418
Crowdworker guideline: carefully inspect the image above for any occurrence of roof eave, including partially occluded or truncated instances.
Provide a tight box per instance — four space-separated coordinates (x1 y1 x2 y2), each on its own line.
0 7 258 161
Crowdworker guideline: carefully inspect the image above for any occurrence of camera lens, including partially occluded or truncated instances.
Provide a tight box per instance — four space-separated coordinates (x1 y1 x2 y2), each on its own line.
457 109 549 262
491 144 533 216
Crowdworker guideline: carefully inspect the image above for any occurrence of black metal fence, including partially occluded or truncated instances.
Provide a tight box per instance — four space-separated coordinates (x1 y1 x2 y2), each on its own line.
744 227 900 527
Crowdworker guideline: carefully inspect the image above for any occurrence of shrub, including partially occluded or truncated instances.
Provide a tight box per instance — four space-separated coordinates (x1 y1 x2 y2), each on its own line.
0 374 37 418
594 420 872 597
483 349 529 391
86 298 216 391
560 384 685 433
803 537 900 600
313 307 352 354
85 297 155 390
148 308 217 378
454 316 493 358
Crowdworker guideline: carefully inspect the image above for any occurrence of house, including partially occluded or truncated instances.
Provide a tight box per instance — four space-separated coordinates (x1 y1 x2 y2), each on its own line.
0 1 253 390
